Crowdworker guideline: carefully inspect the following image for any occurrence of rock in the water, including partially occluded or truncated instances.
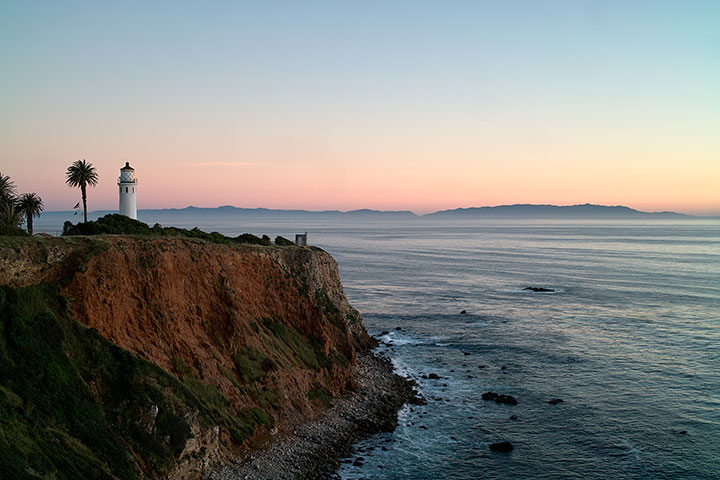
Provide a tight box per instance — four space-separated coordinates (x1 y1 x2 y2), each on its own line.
548 398 564 405
523 286 555 292
489 441 514 453
509 415 518 420
481 392 517 405
408 391 427 405
460 310 467 314
482 392 498 401
379 330 390 336
496 394 518 405
427 373 441 380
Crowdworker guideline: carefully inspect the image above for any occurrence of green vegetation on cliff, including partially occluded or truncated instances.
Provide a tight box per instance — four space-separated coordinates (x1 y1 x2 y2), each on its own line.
0 284 273 479
62 214 275 246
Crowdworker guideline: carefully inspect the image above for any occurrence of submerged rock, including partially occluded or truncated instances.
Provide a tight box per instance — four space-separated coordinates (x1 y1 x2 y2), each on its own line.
489 441 514 453
481 392 518 405
523 286 555 292
548 398 564 405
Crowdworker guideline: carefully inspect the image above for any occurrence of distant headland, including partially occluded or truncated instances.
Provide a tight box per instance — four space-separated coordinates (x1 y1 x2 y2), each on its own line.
423 203 693 219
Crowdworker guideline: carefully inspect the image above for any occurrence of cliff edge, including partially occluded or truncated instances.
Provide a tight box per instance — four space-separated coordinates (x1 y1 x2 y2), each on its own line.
0 236 405 479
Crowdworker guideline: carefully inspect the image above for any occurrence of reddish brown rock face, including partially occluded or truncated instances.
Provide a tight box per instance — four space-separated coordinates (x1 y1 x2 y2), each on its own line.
0 236 374 437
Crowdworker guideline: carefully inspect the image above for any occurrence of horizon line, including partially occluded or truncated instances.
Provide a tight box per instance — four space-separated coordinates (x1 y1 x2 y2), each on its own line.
39 202 720 218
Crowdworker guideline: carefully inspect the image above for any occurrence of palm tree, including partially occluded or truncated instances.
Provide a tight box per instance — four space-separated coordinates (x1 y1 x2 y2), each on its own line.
17 193 44 235
0 201 23 228
65 159 99 223
0 172 17 205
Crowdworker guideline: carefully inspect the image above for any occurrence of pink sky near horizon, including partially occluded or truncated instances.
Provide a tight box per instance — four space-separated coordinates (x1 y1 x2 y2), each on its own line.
4 143 719 215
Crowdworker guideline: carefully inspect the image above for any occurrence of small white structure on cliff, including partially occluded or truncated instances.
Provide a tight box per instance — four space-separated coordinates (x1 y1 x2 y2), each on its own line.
117 162 138 219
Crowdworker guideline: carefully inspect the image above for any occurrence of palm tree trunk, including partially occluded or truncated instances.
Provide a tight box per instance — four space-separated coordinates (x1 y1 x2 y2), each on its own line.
81 183 88 223
27 216 33 236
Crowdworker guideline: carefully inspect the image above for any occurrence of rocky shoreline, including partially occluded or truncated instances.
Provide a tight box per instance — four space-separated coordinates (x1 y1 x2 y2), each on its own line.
210 351 415 480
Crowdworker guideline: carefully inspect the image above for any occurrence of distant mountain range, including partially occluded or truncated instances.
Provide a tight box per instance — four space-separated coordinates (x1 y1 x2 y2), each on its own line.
161 206 419 218
46 204 701 219
424 203 691 219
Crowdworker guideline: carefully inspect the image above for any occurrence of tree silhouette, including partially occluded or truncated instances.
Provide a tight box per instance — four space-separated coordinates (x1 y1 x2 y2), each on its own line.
0 172 17 205
17 192 44 235
0 202 23 228
65 160 99 223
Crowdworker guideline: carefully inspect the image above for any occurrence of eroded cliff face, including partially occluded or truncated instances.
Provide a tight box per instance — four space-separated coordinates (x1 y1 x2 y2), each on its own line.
0 236 375 479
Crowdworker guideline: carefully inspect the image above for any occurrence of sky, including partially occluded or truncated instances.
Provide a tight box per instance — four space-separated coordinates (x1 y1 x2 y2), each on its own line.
1 1 718 215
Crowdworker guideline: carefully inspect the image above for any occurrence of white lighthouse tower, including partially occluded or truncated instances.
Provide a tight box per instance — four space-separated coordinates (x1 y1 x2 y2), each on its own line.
117 162 138 219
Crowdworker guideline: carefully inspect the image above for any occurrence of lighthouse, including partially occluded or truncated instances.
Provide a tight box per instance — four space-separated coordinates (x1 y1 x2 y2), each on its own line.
117 162 138 219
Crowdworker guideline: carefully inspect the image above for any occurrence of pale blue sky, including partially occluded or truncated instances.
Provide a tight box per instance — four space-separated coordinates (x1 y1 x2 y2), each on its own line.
1 1 718 213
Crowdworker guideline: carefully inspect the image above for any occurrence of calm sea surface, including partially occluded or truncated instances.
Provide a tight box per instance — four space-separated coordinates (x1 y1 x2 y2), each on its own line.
38 215 720 479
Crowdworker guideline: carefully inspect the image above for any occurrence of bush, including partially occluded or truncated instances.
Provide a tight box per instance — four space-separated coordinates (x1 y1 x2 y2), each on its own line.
0 224 28 236
308 388 333 406
63 215 152 236
274 236 295 246
235 233 271 246
233 346 277 383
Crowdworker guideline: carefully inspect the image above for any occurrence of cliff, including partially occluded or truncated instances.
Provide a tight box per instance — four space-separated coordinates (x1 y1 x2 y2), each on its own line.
0 235 381 479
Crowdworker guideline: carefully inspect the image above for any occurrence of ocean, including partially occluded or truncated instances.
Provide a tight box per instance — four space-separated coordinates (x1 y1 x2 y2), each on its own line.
37 214 720 479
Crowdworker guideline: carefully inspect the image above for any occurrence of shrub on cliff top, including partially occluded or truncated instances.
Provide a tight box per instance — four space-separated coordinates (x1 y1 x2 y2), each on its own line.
236 233 271 246
63 214 152 236
0 223 28 236
62 214 277 247
274 235 295 246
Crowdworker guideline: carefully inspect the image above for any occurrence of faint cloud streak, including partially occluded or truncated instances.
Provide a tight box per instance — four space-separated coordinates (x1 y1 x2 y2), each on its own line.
188 161 255 167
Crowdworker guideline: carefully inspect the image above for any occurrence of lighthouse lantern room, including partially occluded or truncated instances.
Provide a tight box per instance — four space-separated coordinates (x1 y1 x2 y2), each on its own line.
117 162 138 219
